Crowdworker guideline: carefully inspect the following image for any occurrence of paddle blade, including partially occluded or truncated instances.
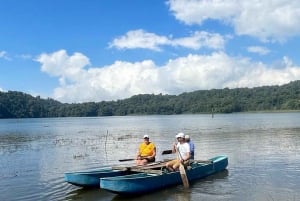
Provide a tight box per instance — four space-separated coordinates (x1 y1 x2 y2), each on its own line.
118 158 135 162
179 164 189 188
161 150 172 155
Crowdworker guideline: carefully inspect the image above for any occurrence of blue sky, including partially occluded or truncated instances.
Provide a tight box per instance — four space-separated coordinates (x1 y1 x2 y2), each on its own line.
1 0 300 103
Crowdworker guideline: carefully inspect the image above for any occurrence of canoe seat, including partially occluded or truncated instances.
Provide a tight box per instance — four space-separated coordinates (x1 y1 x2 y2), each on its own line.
130 169 162 175
111 166 163 175
192 160 213 164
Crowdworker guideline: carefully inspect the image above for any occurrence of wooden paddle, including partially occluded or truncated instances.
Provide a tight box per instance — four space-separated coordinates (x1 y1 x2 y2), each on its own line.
176 147 189 188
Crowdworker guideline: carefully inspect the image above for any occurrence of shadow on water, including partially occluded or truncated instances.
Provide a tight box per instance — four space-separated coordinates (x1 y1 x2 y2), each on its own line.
111 189 191 201
201 169 229 182
65 187 115 201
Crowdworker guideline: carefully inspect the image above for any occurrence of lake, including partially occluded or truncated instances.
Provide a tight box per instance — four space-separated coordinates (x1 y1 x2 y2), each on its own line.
0 113 299 201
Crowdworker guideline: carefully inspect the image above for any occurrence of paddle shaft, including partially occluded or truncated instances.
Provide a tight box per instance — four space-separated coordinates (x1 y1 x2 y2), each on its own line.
176 146 189 188
119 156 148 162
118 158 135 162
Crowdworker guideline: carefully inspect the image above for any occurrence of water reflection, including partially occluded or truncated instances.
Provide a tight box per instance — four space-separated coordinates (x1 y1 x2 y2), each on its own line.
190 170 231 200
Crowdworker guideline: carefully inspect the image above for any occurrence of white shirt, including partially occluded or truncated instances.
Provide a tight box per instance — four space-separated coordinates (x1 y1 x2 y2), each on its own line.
176 142 190 160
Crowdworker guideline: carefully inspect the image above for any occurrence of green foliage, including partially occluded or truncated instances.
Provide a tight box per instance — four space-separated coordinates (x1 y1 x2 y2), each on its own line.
1 80 300 118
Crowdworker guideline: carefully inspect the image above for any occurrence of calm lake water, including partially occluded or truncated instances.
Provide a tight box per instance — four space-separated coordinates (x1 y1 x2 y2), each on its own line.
0 113 299 201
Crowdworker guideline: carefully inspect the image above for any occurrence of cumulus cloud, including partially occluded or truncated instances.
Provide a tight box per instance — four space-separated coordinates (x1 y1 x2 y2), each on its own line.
167 0 300 42
247 46 270 55
109 29 226 50
36 50 300 103
35 50 90 85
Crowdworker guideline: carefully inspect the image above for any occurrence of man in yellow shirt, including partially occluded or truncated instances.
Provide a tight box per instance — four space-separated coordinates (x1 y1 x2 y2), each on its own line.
135 135 156 165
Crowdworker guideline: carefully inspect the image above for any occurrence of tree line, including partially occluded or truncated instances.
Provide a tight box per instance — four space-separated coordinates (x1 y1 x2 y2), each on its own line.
1 80 300 118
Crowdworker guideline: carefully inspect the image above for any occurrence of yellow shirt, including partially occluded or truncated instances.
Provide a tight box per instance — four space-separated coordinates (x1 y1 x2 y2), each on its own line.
139 142 155 157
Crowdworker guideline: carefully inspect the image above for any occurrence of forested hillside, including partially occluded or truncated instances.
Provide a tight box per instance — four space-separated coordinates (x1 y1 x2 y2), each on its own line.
1 80 300 118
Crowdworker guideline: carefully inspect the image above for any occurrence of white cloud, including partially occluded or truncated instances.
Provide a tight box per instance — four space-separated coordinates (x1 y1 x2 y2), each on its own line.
36 50 300 103
167 0 238 25
109 29 226 50
109 29 169 51
35 49 90 83
172 31 226 50
17 54 33 60
0 51 32 60
51 59 161 103
247 46 270 55
167 0 300 42
0 51 11 60
0 51 6 58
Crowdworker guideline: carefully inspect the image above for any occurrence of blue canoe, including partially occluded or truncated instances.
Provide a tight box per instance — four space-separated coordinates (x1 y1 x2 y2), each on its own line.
64 167 126 187
64 161 170 187
100 155 228 195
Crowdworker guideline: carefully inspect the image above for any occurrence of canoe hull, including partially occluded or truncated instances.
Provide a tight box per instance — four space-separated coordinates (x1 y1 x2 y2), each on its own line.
64 167 125 188
100 155 228 194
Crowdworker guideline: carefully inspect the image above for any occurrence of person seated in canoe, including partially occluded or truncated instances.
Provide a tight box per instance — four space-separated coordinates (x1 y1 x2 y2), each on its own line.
184 135 195 160
135 135 156 165
165 132 191 171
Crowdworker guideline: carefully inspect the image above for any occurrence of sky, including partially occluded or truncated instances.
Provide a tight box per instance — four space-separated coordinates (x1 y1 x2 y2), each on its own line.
1 0 300 103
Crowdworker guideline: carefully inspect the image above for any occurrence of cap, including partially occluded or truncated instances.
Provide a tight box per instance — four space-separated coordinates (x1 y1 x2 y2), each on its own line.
175 132 185 138
185 135 190 139
143 134 149 139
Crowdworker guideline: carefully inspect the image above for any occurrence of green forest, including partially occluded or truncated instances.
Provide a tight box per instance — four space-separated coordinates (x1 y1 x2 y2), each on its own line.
1 80 300 118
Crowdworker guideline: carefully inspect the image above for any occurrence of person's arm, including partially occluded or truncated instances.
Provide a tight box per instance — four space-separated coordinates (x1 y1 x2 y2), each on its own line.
172 142 177 153
185 152 191 161
148 146 156 159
